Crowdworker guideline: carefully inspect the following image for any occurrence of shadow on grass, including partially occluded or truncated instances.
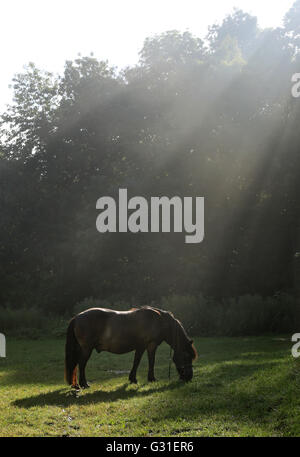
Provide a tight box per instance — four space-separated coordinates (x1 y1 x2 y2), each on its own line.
138 360 295 432
1 336 289 386
13 358 283 409
12 380 181 408
7 335 293 433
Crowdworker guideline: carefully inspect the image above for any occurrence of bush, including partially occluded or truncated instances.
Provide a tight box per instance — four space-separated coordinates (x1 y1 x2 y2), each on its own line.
160 294 204 334
159 292 300 336
1 292 299 338
220 293 300 336
0 306 47 332
0 306 63 338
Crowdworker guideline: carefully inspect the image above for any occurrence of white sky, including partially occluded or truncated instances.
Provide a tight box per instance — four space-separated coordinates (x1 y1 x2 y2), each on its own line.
0 0 295 110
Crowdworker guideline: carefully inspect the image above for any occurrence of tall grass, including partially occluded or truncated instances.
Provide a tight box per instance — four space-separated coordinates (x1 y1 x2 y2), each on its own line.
161 292 300 336
0 292 299 338
0 306 64 338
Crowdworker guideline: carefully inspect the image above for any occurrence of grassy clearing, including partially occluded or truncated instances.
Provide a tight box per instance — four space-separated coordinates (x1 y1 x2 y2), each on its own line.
0 336 299 437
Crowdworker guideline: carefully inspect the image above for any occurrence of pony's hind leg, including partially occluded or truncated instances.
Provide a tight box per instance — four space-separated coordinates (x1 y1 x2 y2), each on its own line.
71 366 80 390
129 348 145 384
78 346 93 389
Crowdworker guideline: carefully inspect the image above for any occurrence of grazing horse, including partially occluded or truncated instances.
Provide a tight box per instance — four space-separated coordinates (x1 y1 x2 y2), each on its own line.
65 306 197 389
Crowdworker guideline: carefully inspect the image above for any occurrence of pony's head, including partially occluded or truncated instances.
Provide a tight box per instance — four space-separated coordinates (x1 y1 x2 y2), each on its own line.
171 318 197 382
150 307 197 382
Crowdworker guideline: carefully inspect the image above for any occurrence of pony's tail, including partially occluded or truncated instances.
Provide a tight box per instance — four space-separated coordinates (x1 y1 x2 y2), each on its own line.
64 318 80 386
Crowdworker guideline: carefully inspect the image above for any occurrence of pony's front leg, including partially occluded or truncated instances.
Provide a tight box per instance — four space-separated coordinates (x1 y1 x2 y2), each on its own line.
129 348 145 384
147 342 158 382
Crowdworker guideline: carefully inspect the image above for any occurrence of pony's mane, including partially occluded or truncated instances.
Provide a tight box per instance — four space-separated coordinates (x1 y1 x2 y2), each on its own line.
130 306 197 360
190 343 197 360
152 307 198 361
172 318 196 358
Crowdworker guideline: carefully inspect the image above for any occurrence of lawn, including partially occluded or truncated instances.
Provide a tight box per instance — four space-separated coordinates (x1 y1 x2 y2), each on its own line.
0 335 299 437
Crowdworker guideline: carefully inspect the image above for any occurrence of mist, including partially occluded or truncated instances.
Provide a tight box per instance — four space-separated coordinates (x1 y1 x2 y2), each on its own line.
1 3 300 335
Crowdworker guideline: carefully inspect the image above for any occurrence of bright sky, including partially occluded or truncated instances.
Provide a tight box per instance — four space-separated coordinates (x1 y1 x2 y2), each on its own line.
0 0 295 110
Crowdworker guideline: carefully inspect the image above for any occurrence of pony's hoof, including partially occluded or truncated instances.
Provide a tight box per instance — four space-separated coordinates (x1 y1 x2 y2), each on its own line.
71 384 80 390
129 378 138 384
80 383 90 389
148 377 157 382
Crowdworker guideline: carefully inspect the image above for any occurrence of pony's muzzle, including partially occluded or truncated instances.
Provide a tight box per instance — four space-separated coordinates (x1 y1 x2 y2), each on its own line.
177 365 193 382
184 367 194 382
183 365 193 382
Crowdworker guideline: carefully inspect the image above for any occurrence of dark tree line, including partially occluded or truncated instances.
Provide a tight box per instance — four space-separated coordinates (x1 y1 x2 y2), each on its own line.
1 4 300 317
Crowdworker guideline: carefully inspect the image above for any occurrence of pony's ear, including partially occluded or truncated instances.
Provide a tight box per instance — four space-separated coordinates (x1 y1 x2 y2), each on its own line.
189 339 193 344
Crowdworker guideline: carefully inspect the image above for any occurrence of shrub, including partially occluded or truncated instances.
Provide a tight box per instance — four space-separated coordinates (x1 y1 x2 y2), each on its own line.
0 306 61 338
160 294 207 335
1 292 299 338
0 306 47 333
158 292 300 336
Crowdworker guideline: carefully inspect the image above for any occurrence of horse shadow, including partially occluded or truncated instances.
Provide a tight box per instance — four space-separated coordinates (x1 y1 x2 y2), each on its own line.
12 380 181 409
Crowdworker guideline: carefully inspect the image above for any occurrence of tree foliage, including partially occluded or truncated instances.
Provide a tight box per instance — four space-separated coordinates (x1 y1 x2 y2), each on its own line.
1 4 300 316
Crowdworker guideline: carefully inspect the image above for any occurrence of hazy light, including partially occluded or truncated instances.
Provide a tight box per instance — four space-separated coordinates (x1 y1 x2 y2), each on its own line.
0 0 295 110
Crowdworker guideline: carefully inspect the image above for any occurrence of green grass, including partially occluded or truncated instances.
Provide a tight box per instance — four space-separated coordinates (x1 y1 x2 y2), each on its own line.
0 336 299 437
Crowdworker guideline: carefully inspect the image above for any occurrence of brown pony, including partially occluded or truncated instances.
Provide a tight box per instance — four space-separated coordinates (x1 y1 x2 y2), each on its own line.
65 306 197 389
